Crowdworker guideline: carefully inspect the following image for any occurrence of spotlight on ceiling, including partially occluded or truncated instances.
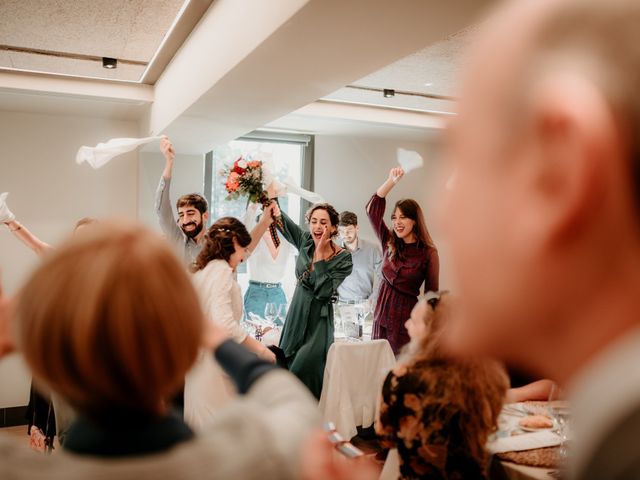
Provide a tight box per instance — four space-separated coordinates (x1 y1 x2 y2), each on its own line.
383 89 395 98
102 57 118 69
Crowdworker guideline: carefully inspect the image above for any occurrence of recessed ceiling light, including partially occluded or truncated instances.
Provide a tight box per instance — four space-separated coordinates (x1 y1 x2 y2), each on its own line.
423 82 433 87
383 89 395 98
102 57 118 69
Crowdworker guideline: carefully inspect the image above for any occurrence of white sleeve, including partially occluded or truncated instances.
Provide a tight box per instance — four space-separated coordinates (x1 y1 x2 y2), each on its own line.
197 265 248 343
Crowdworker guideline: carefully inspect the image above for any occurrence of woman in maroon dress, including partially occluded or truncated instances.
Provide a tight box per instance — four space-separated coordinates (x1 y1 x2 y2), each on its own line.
367 167 439 354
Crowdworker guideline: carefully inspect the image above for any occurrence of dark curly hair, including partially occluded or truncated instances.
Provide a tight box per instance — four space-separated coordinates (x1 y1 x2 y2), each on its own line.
191 217 251 272
305 203 340 238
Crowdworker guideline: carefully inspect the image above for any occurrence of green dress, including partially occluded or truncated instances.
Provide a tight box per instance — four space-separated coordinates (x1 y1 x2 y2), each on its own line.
277 211 353 399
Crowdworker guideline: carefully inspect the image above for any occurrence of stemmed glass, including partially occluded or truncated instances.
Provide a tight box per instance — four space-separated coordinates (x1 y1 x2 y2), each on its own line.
276 304 287 326
264 303 277 326
547 382 571 459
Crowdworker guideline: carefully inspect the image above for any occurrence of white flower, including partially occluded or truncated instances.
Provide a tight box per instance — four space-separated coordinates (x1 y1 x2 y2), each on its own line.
238 159 248 169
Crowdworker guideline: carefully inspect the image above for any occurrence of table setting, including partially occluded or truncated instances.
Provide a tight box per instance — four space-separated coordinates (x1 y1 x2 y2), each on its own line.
490 398 571 480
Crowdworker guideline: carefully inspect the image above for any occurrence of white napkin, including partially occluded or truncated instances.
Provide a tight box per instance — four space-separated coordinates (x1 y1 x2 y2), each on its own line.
488 430 562 454
76 136 164 169
0 192 15 223
397 148 424 173
262 159 325 204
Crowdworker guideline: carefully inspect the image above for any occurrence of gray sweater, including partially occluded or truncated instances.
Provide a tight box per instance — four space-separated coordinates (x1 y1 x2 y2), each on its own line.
0 370 319 480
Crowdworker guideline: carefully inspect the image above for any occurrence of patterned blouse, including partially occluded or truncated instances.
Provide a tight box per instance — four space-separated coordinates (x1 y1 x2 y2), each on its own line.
376 360 492 480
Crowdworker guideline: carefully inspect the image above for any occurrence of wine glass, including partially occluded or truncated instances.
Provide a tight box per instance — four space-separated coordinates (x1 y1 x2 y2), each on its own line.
354 298 366 339
276 304 287 326
547 382 571 459
264 303 277 326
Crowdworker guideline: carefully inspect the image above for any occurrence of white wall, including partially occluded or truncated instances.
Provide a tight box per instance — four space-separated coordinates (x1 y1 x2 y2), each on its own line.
0 110 139 408
314 134 452 289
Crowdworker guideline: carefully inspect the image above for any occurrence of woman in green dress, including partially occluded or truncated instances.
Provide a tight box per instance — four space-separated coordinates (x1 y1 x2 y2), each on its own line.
273 202 352 398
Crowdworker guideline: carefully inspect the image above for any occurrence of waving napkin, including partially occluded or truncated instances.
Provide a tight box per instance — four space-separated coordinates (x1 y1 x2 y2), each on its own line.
76 136 164 169
262 159 325 204
397 148 424 173
0 192 15 223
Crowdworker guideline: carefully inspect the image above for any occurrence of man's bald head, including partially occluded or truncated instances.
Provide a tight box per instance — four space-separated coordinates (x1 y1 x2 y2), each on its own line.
441 0 640 378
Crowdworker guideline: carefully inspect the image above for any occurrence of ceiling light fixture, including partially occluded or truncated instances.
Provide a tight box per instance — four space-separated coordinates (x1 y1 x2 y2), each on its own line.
346 85 456 102
102 57 118 69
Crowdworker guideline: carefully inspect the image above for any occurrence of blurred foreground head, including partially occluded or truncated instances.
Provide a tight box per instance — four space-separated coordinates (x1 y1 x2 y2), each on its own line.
15 221 203 418
442 0 640 380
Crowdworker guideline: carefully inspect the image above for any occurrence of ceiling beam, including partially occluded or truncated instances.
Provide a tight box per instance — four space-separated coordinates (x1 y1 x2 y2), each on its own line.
0 70 153 103
151 0 494 154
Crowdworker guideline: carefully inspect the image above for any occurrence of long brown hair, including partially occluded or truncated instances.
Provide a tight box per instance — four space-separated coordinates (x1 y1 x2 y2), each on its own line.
192 217 251 272
403 294 508 467
15 221 203 419
388 199 436 261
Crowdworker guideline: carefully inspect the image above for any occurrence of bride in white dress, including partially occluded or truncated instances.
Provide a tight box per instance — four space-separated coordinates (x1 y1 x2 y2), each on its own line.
185 212 276 431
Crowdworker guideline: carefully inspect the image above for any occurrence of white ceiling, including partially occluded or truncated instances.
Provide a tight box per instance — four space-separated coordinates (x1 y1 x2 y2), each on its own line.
323 27 475 115
266 114 440 142
0 0 188 82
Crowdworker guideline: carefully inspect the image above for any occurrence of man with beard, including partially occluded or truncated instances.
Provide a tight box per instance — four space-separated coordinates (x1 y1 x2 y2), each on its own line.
155 137 209 265
337 211 381 304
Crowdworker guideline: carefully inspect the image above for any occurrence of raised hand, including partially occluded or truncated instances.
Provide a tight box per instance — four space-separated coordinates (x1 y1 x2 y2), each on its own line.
261 202 277 223
160 137 175 163
389 167 405 183
318 225 332 251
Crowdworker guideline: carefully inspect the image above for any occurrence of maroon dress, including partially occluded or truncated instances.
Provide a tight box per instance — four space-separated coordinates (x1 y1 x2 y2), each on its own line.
366 194 439 354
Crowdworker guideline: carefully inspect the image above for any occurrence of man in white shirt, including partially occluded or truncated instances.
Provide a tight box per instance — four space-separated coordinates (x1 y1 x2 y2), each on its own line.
440 1 640 479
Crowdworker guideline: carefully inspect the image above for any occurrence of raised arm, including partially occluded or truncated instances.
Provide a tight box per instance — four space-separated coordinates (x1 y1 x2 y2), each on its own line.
154 137 183 244
247 202 275 253
376 167 404 198
272 202 306 250
4 221 52 256
1 194 52 256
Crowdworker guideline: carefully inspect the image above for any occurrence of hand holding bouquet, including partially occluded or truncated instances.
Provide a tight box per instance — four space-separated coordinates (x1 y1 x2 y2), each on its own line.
223 156 283 246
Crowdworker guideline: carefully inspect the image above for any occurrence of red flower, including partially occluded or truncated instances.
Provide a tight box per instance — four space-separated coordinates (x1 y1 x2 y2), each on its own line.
226 172 241 192
233 157 246 175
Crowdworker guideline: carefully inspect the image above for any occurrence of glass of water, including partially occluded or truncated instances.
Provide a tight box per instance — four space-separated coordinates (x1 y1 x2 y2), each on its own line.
547 383 571 459
264 303 277 325
276 304 287 326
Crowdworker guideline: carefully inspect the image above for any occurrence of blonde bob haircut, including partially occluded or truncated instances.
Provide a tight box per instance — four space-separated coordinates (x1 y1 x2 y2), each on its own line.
15 221 204 419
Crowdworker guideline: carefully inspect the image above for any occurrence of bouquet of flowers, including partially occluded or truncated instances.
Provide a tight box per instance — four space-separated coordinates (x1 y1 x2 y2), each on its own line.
222 156 283 246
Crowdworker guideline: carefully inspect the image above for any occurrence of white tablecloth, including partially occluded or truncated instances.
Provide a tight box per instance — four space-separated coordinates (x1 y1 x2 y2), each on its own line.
318 339 396 440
